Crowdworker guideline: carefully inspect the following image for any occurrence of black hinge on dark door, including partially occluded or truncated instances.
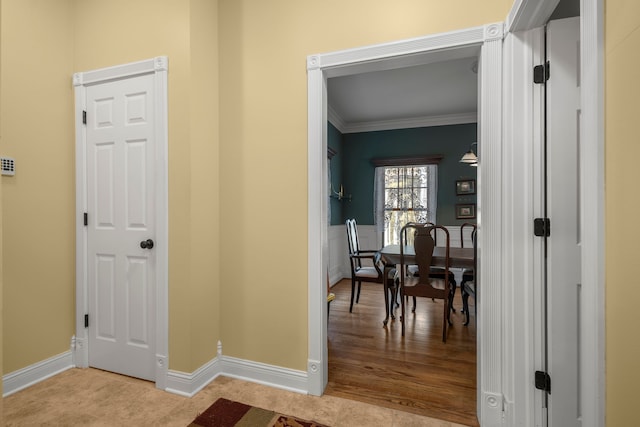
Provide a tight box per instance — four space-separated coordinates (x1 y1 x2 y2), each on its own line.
535 370 551 393
84 314 89 328
534 218 551 237
534 61 550 84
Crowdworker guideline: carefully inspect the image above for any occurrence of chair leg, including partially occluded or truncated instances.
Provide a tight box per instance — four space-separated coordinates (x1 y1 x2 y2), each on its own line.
356 282 362 303
390 288 395 309
349 278 356 312
400 290 406 337
449 278 457 312
412 296 417 313
389 279 398 320
383 279 393 326
442 296 448 342
462 282 471 326
448 286 456 322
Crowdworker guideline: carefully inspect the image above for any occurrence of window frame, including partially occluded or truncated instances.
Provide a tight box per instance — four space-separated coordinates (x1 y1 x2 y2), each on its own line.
372 155 442 246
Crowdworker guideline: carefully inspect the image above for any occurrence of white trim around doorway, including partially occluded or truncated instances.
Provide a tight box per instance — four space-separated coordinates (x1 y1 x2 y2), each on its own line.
72 57 169 390
307 23 506 426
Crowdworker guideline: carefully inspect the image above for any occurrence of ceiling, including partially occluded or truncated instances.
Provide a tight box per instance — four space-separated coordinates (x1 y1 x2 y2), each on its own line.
327 55 480 134
326 0 580 135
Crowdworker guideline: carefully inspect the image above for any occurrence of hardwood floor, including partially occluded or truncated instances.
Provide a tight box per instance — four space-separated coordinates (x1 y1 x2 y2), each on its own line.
325 278 478 427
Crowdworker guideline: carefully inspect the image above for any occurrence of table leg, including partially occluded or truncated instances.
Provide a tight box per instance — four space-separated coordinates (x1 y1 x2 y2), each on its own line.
383 265 396 326
382 265 397 326
383 272 390 326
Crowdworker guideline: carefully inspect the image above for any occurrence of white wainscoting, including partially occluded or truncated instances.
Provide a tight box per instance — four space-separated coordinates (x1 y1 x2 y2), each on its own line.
328 224 348 285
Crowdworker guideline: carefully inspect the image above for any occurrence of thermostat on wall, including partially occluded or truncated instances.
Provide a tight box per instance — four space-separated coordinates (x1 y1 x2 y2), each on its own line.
1 157 15 176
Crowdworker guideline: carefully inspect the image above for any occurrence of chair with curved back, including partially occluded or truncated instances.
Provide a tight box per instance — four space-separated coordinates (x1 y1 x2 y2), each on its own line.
398 223 453 342
460 223 477 325
430 224 458 311
406 223 457 312
345 218 395 313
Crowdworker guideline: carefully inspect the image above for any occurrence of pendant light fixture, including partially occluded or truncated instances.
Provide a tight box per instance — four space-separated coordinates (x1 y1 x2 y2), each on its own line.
460 142 478 165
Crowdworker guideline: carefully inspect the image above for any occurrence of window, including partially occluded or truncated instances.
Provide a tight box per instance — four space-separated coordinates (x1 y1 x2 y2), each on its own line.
374 164 438 246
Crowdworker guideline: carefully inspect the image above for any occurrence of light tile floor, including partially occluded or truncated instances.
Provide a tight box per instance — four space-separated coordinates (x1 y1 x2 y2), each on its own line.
3 368 470 426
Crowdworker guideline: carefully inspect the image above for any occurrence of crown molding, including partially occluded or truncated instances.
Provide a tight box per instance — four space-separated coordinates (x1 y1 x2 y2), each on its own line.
329 111 477 134
327 105 347 132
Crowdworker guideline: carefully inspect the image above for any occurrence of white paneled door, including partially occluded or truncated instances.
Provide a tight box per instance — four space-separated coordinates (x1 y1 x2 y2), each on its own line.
86 74 156 381
546 16 581 427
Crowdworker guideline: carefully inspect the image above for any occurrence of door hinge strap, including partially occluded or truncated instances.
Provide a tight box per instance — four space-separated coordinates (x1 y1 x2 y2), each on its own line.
535 370 551 393
82 110 87 125
534 218 550 237
84 314 89 328
533 61 550 84
84 212 88 226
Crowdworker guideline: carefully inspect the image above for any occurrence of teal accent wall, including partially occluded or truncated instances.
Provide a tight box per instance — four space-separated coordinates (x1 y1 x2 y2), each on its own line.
333 123 477 226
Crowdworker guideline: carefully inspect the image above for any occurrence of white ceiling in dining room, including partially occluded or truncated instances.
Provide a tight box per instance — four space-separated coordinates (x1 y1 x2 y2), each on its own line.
327 55 480 134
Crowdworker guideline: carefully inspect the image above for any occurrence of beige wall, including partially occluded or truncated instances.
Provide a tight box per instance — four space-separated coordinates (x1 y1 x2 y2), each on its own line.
73 0 221 372
1 0 220 375
1 0 510 381
605 0 640 424
1 0 76 373
4 0 636 423
186 0 220 368
217 0 511 369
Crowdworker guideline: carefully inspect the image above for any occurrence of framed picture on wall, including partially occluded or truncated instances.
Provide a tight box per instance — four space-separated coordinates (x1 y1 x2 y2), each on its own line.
456 204 476 219
456 179 476 195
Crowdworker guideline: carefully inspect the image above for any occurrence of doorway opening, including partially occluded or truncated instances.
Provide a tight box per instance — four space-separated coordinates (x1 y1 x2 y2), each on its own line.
307 22 505 424
324 64 479 423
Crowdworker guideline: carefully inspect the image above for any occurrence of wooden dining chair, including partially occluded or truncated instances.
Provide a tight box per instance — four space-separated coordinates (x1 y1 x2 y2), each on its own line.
460 223 477 325
398 223 453 342
345 218 395 313
430 224 458 311
406 222 457 312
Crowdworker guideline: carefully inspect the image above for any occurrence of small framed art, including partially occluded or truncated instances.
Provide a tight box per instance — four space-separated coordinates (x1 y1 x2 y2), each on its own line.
456 203 476 219
456 179 476 195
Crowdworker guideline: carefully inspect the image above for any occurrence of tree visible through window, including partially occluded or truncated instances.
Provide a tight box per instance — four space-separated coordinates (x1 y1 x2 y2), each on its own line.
374 164 437 246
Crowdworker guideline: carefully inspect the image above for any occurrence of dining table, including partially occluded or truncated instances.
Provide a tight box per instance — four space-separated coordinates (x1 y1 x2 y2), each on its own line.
378 244 475 325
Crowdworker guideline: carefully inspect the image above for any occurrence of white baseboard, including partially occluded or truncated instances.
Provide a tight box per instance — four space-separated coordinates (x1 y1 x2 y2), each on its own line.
140 354 309 398
165 357 222 397
329 271 345 286
3 351 74 397
5 341 308 399
220 355 308 395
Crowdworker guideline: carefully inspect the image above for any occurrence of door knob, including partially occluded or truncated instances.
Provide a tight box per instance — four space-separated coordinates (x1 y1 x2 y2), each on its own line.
140 239 154 249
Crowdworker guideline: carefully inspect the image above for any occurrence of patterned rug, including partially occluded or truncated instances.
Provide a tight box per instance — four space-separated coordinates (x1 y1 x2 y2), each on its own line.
189 397 329 427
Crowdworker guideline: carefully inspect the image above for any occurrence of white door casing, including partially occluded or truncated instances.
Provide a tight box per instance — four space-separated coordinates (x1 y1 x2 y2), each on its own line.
74 57 169 389
307 23 505 425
